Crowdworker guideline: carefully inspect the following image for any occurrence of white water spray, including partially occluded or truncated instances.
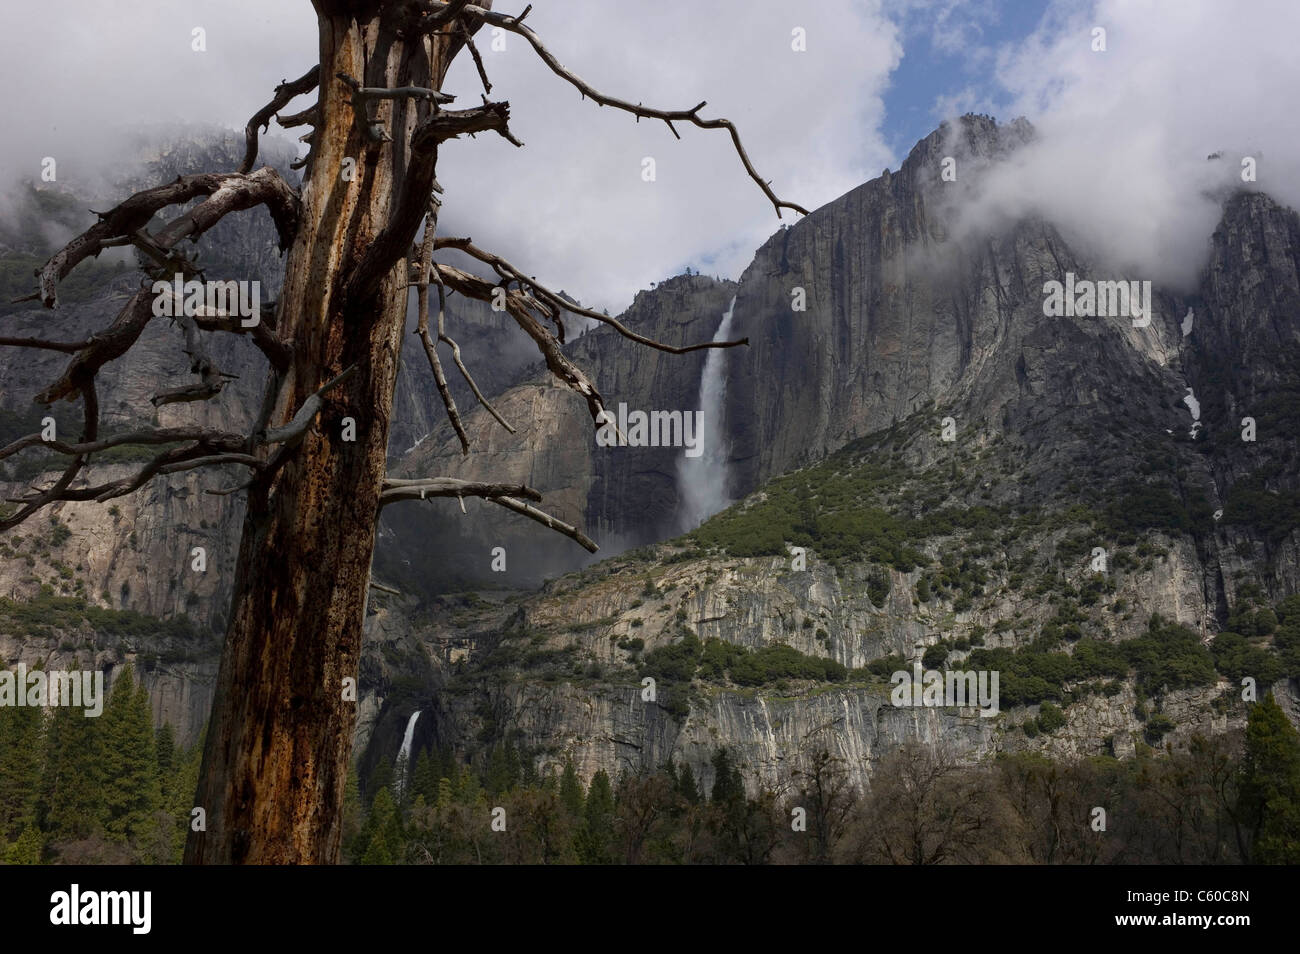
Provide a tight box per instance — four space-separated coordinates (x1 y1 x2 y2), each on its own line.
677 296 737 530
394 710 420 795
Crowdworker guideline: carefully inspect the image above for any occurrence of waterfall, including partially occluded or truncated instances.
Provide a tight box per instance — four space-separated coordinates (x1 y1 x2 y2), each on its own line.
677 296 737 531
394 710 420 795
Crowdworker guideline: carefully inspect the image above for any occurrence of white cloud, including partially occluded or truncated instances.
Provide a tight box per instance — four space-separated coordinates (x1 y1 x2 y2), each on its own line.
0 0 901 313
949 0 1300 289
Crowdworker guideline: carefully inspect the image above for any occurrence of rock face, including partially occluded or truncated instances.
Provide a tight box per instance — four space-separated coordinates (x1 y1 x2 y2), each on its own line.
379 528 1297 795
359 115 1300 791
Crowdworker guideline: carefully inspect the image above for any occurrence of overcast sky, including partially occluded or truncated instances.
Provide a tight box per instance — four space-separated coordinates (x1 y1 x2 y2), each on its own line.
2 0 1297 309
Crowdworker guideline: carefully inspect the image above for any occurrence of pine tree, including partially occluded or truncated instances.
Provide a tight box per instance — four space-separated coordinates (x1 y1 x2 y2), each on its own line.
359 787 402 864
41 660 105 840
368 756 394 807
676 762 701 806
165 731 204 863
559 760 585 819
412 748 436 804
341 762 363 862
1240 693 1300 863
100 668 160 843
155 722 175 785
710 748 745 807
577 768 615 864
709 748 749 861
5 824 43 865
0 691 44 839
485 741 522 795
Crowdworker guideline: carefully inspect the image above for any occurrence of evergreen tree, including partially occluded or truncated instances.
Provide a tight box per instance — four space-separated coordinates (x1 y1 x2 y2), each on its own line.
5 824 43 865
709 748 749 861
1240 693 1300 863
412 748 437 804
485 741 522 795
710 748 745 807
432 744 457 785
676 762 701 806
559 760 585 819
368 756 394 807
577 768 615 864
155 722 175 784
454 761 481 804
0 691 44 839
359 787 402 864
165 731 205 864
41 660 105 839
341 762 363 863
100 669 160 843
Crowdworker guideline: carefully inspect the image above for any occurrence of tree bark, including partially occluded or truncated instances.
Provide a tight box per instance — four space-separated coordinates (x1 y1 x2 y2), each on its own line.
186 2 472 864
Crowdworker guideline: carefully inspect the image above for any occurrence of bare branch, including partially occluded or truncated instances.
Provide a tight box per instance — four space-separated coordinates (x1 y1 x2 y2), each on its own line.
36 169 299 309
157 454 263 474
460 4 808 218
36 289 155 403
150 313 226 407
336 72 456 107
414 206 470 454
433 263 609 426
379 476 542 505
239 65 320 174
0 426 246 463
191 308 292 372
29 443 233 505
379 474 597 552
487 495 598 553
460 20 492 94
276 104 319 129
0 380 97 531
419 0 475 29
433 237 748 353
259 365 356 447
430 264 515 434
151 167 299 252
422 100 522 146
347 100 519 305
0 336 91 353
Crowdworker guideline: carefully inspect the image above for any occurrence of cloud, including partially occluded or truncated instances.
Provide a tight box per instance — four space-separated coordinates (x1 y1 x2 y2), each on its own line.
946 0 1300 290
0 0 901 313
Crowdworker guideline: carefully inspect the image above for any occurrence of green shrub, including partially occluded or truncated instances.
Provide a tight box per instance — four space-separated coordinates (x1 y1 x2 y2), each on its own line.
1144 713 1175 744
922 642 949 670
1037 702 1066 734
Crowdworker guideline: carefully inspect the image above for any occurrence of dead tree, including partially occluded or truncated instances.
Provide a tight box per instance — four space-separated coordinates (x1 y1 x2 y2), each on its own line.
1 0 805 863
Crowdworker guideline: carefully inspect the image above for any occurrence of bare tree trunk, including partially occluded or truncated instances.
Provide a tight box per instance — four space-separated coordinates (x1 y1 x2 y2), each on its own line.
186 3 458 864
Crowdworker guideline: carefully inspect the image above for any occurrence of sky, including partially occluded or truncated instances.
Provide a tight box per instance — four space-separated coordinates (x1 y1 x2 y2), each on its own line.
1 0 1297 310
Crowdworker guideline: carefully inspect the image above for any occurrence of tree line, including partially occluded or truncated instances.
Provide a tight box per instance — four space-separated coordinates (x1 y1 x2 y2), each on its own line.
2 673 1296 864
349 694 1300 865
